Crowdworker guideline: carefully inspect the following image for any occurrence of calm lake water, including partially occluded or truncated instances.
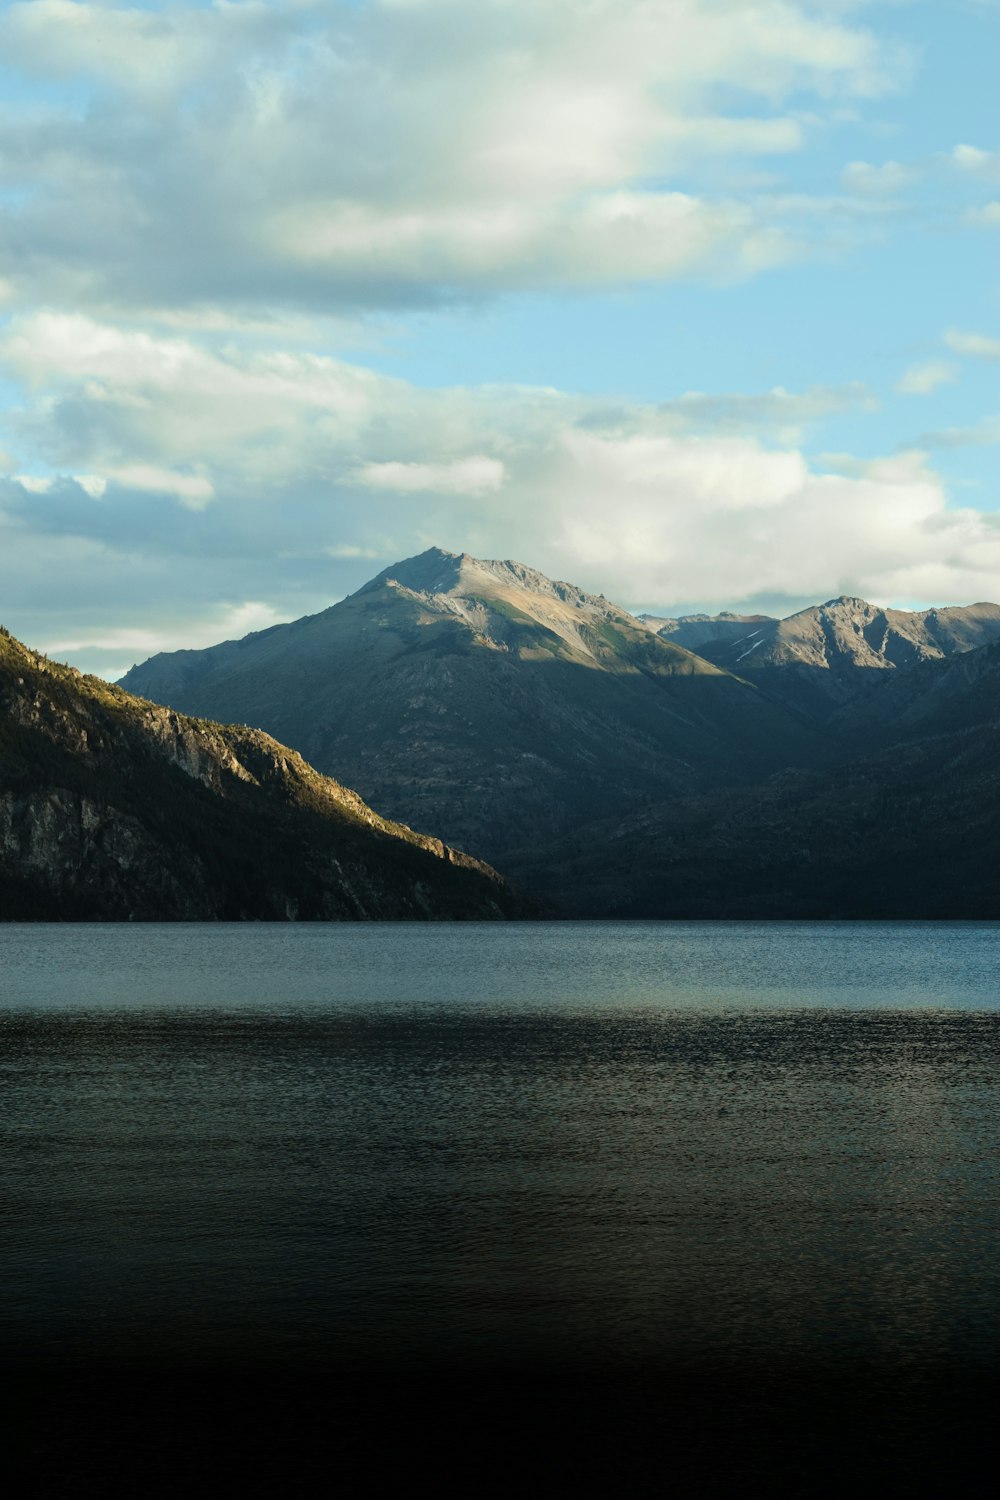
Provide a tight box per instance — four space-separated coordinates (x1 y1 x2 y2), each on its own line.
4 921 1000 1494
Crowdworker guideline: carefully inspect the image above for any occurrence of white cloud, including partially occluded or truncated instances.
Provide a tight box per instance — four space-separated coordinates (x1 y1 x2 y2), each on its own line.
42 600 285 664
109 465 214 510
966 201 1000 227
842 159 913 195
2 313 998 643
73 474 106 498
10 470 106 497
549 440 1000 608
952 143 1000 176
947 146 1000 230
911 418 1000 451
272 188 804 291
660 382 874 441
0 0 905 311
357 458 506 496
13 474 55 493
945 328 1000 360
896 361 957 396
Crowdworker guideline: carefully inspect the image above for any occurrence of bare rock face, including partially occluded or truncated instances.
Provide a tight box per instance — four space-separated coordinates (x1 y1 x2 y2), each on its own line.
646 598 1000 675
0 626 530 921
655 597 1000 720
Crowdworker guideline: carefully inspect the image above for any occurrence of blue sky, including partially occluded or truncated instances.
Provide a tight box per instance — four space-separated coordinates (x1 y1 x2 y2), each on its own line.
0 0 998 677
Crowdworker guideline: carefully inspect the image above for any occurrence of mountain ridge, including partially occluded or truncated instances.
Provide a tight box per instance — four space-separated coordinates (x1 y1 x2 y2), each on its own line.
119 547 828 865
638 595 1000 722
113 548 1000 917
0 625 529 921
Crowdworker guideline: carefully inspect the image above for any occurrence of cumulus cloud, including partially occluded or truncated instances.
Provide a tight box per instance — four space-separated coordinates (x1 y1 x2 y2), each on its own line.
0 0 903 313
657 383 875 442
0 6 989 669
1 313 998 672
896 361 957 396
951 143 1000 177
966 201 1000 227
945 144 1000 229
43 601 285 660
39 600 288 683
945 328 1000 360
911 419 1000 451
556 444 1000 609
357 458 506 496
842 159 914 195
109 465 214 510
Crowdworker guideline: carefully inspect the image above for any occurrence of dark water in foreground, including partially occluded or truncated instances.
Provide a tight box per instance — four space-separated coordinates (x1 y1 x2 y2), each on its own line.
3 922 1000 1495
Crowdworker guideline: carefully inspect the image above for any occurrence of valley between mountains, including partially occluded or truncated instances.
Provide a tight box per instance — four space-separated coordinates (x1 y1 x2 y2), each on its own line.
114 546 1000 920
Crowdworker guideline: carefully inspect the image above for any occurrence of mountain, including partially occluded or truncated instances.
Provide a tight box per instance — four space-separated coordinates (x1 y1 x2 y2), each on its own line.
831 637 1000 746
639 611 776 653
513 631 1000 916
512 720 1000 918
119 548 827 865
113 552 1000 917
0 626 529 921
664 597 1000 721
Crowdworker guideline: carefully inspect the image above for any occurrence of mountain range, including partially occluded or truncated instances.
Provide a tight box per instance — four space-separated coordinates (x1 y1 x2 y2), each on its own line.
513 698 1000 918
120 548 826 868
643 596 1000 722
9 545 999 919
0 626 528 921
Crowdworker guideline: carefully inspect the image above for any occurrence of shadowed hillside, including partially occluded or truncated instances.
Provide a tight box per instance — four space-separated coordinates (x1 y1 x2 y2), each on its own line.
0 627 530 921
508 643 1000 918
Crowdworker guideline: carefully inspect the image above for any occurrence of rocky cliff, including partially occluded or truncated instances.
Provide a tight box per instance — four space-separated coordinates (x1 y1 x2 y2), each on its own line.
660 597 1000 720
0 627 530 921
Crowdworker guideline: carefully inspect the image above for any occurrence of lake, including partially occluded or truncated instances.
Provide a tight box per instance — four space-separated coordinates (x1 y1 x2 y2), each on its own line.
4 922 1000 1495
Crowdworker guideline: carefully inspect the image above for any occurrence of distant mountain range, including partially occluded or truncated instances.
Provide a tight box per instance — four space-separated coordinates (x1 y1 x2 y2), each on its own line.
20 545 1000 919
642 596 1000 721
0 626 528 921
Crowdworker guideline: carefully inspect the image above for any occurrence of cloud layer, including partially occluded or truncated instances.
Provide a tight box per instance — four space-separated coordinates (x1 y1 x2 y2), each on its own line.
0 0 898 313
1 1 998 678
3 311 999 678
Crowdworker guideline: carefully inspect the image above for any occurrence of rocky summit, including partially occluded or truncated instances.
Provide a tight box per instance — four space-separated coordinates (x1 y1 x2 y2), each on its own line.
645 596 1000 721
0 626 529 921
119 547 827 865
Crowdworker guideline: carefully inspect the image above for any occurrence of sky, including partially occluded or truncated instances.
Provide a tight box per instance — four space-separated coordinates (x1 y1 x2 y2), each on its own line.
0 0 999 679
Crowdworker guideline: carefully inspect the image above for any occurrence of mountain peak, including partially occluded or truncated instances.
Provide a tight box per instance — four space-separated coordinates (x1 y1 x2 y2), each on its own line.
363 546 465 597
817 595 876 614
360 546 613 616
